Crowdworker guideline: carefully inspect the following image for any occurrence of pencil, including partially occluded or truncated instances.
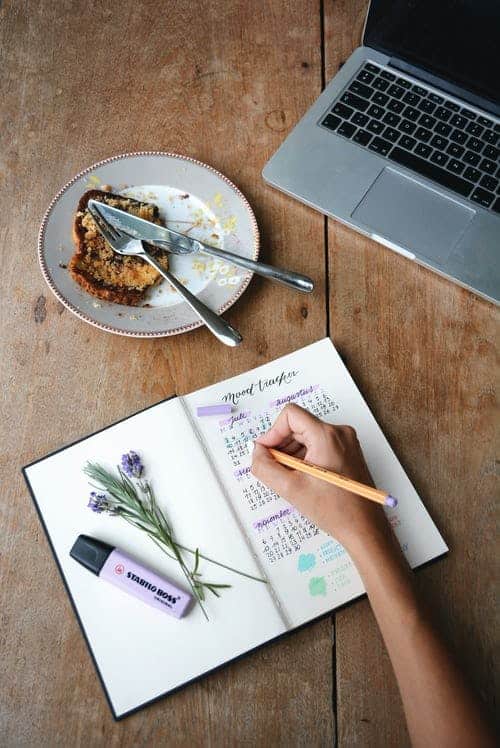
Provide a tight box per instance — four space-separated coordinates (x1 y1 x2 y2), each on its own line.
250 442 397 508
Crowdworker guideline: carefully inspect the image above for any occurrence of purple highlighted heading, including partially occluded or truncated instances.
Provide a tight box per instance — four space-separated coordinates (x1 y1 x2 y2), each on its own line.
385 495 398 508
196 403 232 417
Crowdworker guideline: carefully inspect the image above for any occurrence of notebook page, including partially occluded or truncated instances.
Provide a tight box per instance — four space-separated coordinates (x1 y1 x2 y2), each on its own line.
24 397 286 718
183 338 448 629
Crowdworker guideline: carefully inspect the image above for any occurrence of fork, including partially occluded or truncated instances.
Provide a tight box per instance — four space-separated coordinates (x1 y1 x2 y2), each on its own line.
88 204 243 347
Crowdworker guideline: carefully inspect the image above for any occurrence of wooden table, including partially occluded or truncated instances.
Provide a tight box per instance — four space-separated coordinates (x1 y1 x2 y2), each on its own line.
1 1 497 744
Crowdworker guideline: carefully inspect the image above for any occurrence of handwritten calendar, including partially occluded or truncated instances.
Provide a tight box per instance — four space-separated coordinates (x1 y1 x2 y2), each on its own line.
185 340 446 625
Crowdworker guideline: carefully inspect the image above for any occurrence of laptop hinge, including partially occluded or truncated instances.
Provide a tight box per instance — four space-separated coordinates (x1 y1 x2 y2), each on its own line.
388 57 500 118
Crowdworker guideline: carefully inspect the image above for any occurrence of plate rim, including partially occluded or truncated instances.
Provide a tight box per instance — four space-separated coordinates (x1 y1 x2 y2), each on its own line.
38 151 260 338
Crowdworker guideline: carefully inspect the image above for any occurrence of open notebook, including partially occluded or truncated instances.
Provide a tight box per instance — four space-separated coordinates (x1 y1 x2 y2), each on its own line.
23 338 447 719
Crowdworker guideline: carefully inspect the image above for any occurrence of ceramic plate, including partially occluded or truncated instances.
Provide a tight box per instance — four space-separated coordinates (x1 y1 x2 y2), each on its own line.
38 152 259 337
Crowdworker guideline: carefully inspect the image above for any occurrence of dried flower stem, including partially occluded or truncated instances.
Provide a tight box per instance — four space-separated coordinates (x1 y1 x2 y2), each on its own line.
84 460 266 620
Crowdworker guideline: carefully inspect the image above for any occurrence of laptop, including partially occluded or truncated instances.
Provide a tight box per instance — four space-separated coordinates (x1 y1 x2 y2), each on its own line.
262 0 500 304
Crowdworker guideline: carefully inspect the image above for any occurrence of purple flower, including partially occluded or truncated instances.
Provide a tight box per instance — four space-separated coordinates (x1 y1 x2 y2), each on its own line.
121 450 143 478
88 491 113 514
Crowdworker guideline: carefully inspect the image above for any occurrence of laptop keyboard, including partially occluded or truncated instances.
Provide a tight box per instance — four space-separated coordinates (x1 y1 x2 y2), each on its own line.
321 62 500 212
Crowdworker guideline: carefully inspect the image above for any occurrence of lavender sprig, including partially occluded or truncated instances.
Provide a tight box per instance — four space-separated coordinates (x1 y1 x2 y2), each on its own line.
83 452 266 619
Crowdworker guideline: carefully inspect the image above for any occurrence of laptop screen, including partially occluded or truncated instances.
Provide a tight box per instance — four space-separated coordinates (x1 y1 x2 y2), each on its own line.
364 0 499 106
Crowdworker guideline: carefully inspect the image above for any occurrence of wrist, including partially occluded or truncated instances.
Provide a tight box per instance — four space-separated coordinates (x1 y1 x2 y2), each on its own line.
331 507 394 558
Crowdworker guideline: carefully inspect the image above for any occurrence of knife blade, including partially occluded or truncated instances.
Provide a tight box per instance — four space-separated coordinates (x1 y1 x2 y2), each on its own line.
89 199 314 293
88 200 202 254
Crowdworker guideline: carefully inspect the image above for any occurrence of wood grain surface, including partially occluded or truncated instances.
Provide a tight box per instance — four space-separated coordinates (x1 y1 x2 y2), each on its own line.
0 0 497 745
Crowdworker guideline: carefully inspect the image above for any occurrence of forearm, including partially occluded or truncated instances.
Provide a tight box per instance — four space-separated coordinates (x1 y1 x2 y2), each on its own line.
344 522 494 748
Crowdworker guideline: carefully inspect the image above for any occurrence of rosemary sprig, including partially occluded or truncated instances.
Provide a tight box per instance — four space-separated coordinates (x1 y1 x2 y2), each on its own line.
83 453 265 620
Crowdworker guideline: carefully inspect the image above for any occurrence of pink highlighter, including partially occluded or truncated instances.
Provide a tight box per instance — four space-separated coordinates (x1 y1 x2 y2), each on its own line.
70 535 192 618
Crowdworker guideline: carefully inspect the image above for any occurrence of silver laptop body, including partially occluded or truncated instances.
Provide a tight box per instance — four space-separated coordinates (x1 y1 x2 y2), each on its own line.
263 2 500 304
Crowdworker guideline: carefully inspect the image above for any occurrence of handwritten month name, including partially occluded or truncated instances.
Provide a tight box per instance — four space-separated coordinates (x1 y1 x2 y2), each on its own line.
221 369 300 406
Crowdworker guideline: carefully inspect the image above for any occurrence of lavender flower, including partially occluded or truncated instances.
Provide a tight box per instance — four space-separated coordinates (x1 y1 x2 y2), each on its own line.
87 491 116 514
83 453 266 621
120 450 143 478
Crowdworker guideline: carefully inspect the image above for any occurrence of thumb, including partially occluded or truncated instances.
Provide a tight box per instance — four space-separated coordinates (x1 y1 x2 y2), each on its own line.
251 443 300 498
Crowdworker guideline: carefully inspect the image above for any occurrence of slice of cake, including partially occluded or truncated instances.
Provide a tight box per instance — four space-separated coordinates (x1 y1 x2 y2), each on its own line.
69 189 169 306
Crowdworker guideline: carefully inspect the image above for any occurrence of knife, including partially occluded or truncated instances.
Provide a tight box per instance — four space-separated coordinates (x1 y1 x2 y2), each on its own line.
89 200 314 293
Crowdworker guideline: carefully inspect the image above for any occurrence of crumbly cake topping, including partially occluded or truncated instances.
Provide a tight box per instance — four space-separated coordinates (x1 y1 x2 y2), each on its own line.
69 192 169 300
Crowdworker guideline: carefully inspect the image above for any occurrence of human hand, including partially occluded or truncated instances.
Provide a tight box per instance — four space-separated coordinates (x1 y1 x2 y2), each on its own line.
251 403 390 550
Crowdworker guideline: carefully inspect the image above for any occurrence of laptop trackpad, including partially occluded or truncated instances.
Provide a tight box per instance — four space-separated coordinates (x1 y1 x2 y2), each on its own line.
351 168 475 263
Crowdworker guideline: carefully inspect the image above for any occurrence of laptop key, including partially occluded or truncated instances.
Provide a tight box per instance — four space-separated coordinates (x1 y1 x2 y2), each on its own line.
383 111 401 127
332 102 353 119
450 129 468 144
435 106 451 121
372 77 389 91
396 77 412 89
435 122 452 137
463 150 480 166
367 119 385 134
430 134 448 150
365 63 381 74
470 187 494 207
412 84 427 96
480 174 498 192
447 142 465 157
388 147 473 196
388 84 405 98
415 126 432 142
480 158 496 174
467 137 483 152
352 111 369 127
322 114 341 131
483 129 498 144
367 104 384 118
450 114 467 129
430 151 449 167
414 142 432 158
419 114 437 129
380 70 396 81
357 70 375 84
492 197 500 213
428 93 444 104
400 135 417 150
349 81 373 98
444 100 460 111
341 92 370 112
403 106 420 121
368 136 392 155
352 129 372 146
399 119 417 134
477 116 493 128
483 144 498 160
372 91 389 106
337 121 356 138
464 166 481 182
388 99 405 114
383 127 400 143
448 158 465 174
466 121 483 137
418 99 436 114
403 92 421 106
460 108 476 120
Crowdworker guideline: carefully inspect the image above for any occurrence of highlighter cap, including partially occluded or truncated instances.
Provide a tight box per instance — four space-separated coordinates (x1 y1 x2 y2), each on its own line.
70 534 114 575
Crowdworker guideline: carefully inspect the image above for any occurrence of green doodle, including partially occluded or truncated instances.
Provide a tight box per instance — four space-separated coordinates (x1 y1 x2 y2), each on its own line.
308 576 327 597
298 553 316 572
